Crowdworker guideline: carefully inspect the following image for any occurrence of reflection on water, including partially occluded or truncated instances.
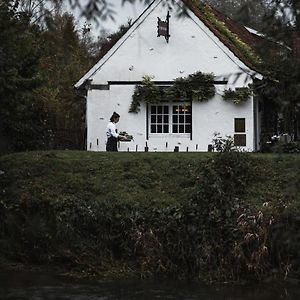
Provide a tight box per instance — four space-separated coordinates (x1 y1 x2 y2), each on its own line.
0 270 300 300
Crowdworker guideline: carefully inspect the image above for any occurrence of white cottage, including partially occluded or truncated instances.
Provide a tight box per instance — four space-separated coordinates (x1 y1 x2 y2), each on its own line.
75 0 263 152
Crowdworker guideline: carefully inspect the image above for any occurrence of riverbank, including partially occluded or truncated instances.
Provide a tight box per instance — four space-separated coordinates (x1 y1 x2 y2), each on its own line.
0 151 299 283
2 269 300 300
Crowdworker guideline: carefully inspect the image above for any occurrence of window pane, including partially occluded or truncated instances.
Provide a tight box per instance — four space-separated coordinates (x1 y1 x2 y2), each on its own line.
173 115 178 123
164 125 169 133
151 125 156 133
164 115 169 123
164 106 168 114
185 115 191 123
234 134 246 146
157 115 162 123
185 105 191 113
179 125 184 133
179 115 184 123
151 106 156 114
158 106 162 114
185 125 191 133
157 125 162 133
173 125 178 133
173 106 178 114
151 115 156 123
235 118 245 132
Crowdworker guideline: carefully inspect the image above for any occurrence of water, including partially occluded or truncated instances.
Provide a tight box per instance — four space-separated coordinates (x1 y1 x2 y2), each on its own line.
1 270 300 300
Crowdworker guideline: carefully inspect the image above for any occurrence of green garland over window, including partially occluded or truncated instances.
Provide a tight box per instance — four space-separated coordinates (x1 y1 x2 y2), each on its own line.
129 75 162 113
129 72 216 113
222 87 253 104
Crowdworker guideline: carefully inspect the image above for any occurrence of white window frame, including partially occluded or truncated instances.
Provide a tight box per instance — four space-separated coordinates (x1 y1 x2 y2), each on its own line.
234 118 246 146
148 102 191 137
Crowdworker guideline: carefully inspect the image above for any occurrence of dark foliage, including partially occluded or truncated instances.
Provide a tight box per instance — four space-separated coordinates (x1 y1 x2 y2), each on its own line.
0 0 50 152
1 152 299 282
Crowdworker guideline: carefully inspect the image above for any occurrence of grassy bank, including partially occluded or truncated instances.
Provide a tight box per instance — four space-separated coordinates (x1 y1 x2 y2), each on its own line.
0 151 299 283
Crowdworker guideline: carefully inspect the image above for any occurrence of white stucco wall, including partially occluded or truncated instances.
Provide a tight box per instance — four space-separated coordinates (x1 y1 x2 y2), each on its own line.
87 0 254 86
87 85 255 152
80 0 259 152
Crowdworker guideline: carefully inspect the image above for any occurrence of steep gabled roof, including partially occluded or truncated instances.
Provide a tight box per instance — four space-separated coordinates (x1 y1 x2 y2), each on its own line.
182 0 263 70
76 0 263 88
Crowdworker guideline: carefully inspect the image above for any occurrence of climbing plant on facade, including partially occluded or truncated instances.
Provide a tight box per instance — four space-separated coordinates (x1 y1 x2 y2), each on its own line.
165 71 216 101
129 75 161 113
222 86 253 104
129 72 216 113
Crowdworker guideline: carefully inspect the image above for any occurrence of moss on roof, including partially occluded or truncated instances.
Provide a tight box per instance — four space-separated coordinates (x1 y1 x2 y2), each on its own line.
185 0 263 69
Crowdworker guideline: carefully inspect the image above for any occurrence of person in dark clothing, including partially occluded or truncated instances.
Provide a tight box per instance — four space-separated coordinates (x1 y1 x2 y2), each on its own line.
106 112 122 151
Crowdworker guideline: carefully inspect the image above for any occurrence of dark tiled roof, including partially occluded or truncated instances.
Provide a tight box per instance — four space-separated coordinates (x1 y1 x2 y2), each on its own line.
182 0 263 70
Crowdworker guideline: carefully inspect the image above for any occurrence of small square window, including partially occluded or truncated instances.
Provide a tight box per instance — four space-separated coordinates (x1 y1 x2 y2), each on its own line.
164 125 169 133
157 125 162 133
164 115 169 123
235 118 245 132
151 125 156 133
157 115 162 123
234 134 246 146
173 125 178 133
151 115 156 123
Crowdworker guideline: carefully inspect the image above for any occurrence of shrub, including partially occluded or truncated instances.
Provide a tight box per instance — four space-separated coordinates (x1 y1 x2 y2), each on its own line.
271 141 300 153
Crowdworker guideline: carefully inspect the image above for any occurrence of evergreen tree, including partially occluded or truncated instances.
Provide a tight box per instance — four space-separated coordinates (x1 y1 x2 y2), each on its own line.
0 0 49 152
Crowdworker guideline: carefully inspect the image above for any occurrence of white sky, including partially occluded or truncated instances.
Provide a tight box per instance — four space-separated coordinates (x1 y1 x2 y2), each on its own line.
64 0 147 38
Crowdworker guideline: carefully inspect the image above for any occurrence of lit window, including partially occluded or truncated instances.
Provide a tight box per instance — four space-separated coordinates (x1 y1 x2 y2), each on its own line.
150 103 191 134
172 105 191 133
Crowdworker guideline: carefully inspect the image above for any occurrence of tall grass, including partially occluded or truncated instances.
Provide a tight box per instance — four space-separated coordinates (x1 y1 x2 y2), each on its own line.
0 151 299 282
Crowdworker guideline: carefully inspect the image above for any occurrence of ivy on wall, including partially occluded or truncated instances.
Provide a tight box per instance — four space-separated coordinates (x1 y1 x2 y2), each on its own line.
129 72 216 113
165 72 216 102
129 75 161 113
222 87 253 104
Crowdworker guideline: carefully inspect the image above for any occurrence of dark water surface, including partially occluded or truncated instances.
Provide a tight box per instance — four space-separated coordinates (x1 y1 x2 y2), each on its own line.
1 270 300 300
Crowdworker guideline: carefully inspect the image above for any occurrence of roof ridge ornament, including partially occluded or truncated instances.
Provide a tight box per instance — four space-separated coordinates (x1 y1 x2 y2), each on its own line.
157 11 171 43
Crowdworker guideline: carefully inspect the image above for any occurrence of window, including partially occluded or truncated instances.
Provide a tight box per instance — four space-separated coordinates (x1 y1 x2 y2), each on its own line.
172 104 191 133
235 118 245 132
150 105 169 133
150 103 191 134
234 118 246 146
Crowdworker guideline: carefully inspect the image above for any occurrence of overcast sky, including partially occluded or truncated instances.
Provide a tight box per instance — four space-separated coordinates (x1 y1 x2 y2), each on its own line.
65 0 147 38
